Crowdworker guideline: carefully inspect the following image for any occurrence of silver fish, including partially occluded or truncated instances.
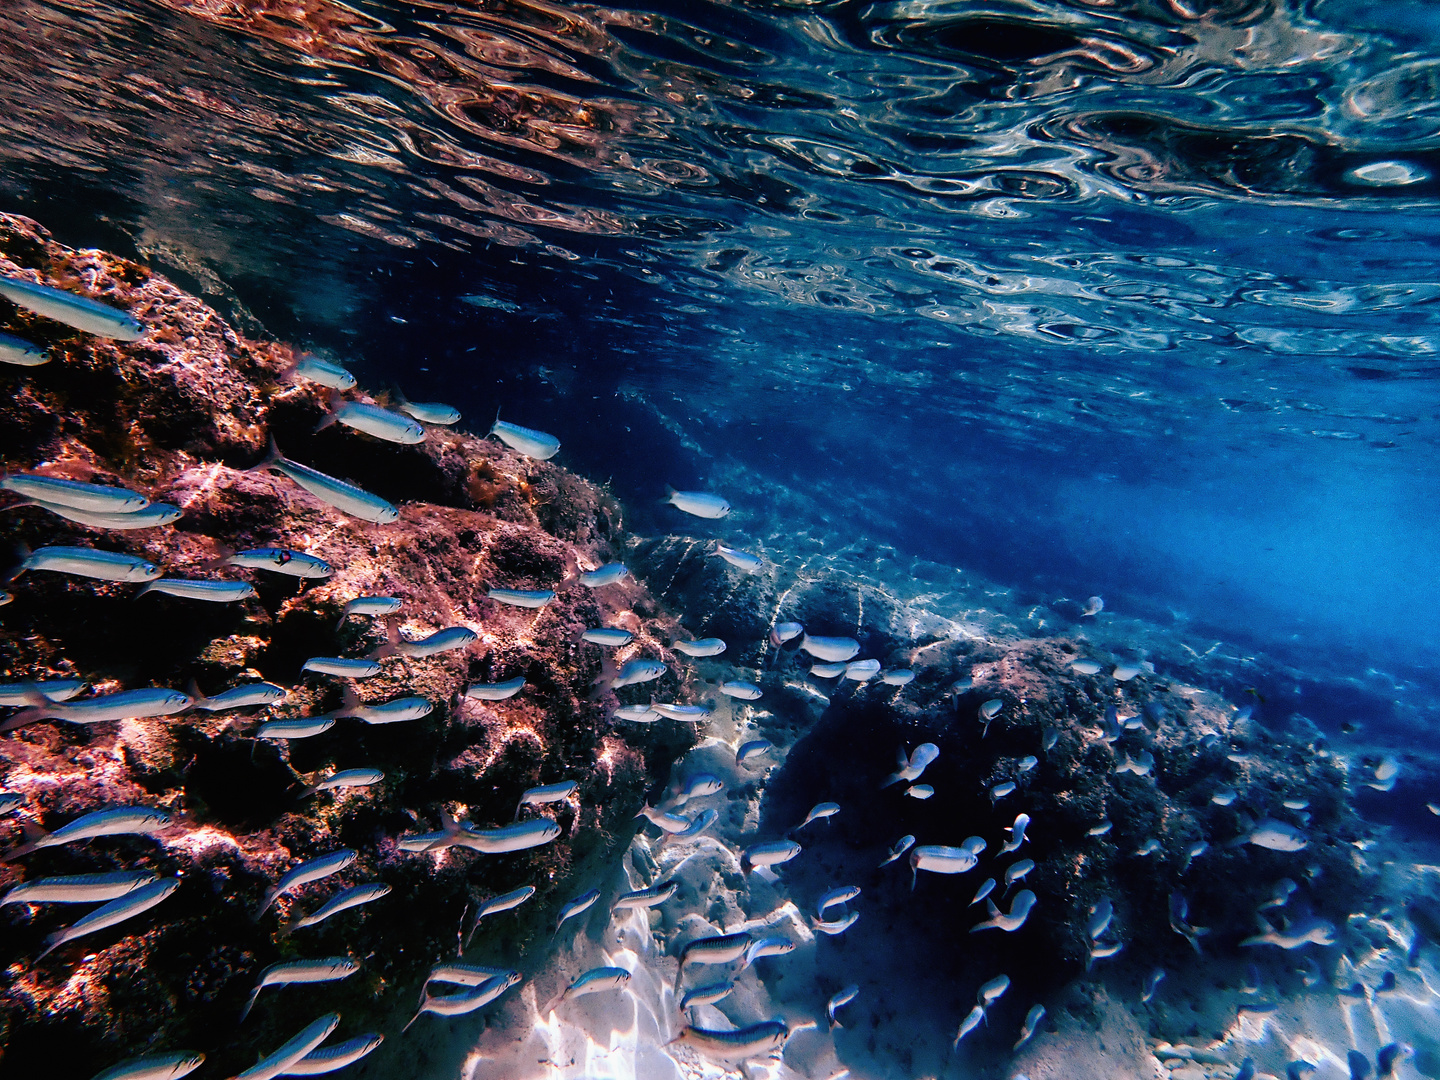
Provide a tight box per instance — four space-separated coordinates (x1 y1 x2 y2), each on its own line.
0 332 48 366
300 768 384 798
800 634 859 662
744 839 801 871
737 739 773 767
1086 899 1114 940
464 677 526 700
970 891 1036 933
487 588 555 608
954 1004 985 1048
714 544 762 572
490 418 560 459
664 488 729 519
650 702 713 722
612 705 659 722
1071 659 1102 675
1141 968 1166 1002
881 669 915 686
681 980 735 1011
239 958 358 1022
1087 820 1113 836
426 962 512 988
673 637 726 657
227 549 334 579
37 878 180 961
91 1051 206 1080
770 621 804 646
672 808 718 839
340 595 400 619
231 1013 340 1080
990 781 1016 803
555 888 601 935
0 678 87 705
673 774 724 804
548 966 631 1007
23 498 181 531
10 545 161 583
192 682 287 711
909 845 978 889
718 680 762 700
879 835 915 867
677 932 751 982
1248 819 1307 852
1001 813 1031 855
578 563 628 587
2 869 159 906
1004 859 1035 890
0 274 143 339
316 401 424 445
378 626 476 659
1 474 147 513
611 658 665 688
827 985 859 1028
1088 940 1124 968
1181 841 1209 872
290 356 355 390
2 687 192 731
1115 751 1155 777
475 885 536 920
1257 878 1297 911
404 971 521 1029
255 851 359 918
139 578 255 603
638 805 693 834
1082 596 1104 617
742 936 795 968
979 974 1010 1008
970 878 996 907
396 394 460 425
449 817 562 854
817 885 861 918
845 659 881 682
256 717 335 740
906 785 934 800
882 742 939 787
517 781 577 818
1240 914 1334 950
333 693 434 725
249 441 398 524
1015 1003 1045 1048
8 805 171 859
668 1020 788 1063
811 911 858 935
279 1033 383 1076
1017 755 1038 772
301 657 381 679
288 883 390 932
799 802 840 828
613 881 677 912
582 628 633 647
1135 838 1161 856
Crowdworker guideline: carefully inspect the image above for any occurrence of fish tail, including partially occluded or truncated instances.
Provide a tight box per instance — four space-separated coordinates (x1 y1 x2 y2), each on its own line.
252 889 278 921
136 582 159 599
0 706 46 733
238 987 261 1023
246 435 284 474
1 838 39 862
33 930 65 964
401 1009 423 1033
338 686 361 717
314 389 344 432
297 785 319 799
3 542 31 584
366 643 398 660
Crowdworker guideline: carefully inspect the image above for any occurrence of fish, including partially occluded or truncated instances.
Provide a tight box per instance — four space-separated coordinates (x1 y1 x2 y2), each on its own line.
290 355 356 390
612 705 659 722
979 974 1010 1012
238 958 358 1022
1181 841 1209 872
257 715 335 740
255 851 359 918
677 932 752 986
1258 878 1297 910
1367 756 1400 791
281 1033 384 1076
714 544 763 572
962 836 988 855
191 682 287 711
879 835 915 867
582 627 634 647
0 332 47 366
404 971 522 1030
287 883 390 933
1042 724 1059 751
8 544 161 583
1087 940 1124 968
1015 1003 1045 1048
1087 820 1113 836
1082 596 1104 617
464 677 526 700
1087 899 1114 940
476 886 536 921
674 637 726 657
718 680 763 700
458 292 520 312
1168 892 1210 953
681 980 735 1012
811 911 859 935
449 816 562 854
138 578 255 602
315 400 424 444
1113 664 1143 682
613 881 678 912
0 274 143 339
248 440 398 523
906 785 934 800
301 657 382 679
1248 819 1307 851
1212 788 1238 806
650 702 713 722
611 658 665 687
881 669 916 686
0 791 21 814
226 548 335 579
490 418 560 460
548 966 631 1009
4 805 171 860
810 662 847 678
1135 838 1161 856
2 869 159 906
799 802 840 828
667 1020 788 1063
909 845 979 890
770 622 804 646
882 742 940 787
953 1004 985 1048
300 768 384 798
426 962 513 988
827 985 859 1028
844 659 881 682
1281 798 1309 810
990 781 1016 803
578 563 629 587
743 839 801 871
816 885 861 918
1 687 193 731
1018 756 1038 772
742 936 795 968
0 678 87 705
374 625 477 659
800 634 860 662
395 392 460 426
1240 914 1335 950
333 691 434 725
37 878 180 962
340 595 401 620
554 888 600 935
737 739 773 766
1099 705 1124 744
663 488 729 518
970 891 1036 933
1115 751 1155 777
1001 813 1031 855
91 1051 206 1080
1070 659 1102 675
1004 859 1035 890
1141 968 1166 1002
19 498 181 531
231 1012 343 1080
970 878 996 906
516 781 577 819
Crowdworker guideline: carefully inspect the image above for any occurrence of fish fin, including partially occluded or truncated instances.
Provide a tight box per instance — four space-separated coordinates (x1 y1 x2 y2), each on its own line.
339 686 361 717
186 678 206 707
32 930 65 965
0 838 39 862
401 1009 424 1033
247 436 284 474
297 785 319 799
238 986 262 1023
136 582 159 599
3 542 31 584
252 888 279 921
0 706 45 733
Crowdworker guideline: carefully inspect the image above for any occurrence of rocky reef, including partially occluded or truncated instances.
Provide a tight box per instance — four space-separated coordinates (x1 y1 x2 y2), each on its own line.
0 213 696 1078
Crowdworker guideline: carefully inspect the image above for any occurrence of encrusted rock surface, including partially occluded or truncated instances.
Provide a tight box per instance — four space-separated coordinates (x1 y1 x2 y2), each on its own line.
0 213 696 1077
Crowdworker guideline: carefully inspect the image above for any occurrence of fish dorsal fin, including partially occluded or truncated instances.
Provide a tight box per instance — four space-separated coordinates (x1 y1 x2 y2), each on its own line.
986 898 1000 918
896 745 910 769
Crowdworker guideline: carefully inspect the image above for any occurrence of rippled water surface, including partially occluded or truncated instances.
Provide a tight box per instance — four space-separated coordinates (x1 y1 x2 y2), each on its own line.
4 0 1440 674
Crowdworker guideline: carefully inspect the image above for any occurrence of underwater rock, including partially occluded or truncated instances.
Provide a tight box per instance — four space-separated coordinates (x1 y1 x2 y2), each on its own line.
0 214 694 1076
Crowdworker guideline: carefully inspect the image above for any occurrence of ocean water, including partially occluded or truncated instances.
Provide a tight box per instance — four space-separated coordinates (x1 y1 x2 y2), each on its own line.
3 0 1440 1078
